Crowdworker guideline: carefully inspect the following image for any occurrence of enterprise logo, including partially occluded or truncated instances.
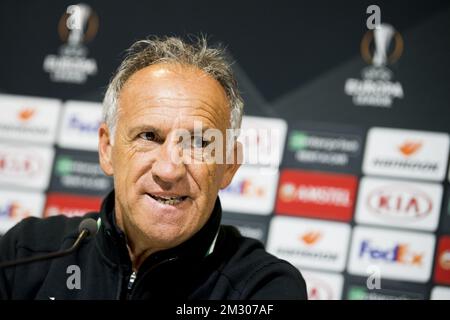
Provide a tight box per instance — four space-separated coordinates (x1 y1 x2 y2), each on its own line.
363 128 449 182
267 216 350 272
0 94 61 144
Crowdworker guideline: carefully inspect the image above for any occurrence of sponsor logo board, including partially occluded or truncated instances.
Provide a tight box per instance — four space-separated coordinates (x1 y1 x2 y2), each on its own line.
355 176 442 231
348 226 435 283
267 216 351 272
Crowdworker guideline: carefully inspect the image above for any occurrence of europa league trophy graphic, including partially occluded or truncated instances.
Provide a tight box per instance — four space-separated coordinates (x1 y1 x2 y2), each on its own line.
372 23 395 68
361 23 400 81
66 4 92 48
60 3 93 57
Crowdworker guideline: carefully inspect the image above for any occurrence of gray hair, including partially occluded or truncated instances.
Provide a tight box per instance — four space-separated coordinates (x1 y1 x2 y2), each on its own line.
102 36 244 138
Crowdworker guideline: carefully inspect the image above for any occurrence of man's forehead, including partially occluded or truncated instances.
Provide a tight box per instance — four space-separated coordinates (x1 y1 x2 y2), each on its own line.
121 63 227 98
117 64 230 127
120 100 226 126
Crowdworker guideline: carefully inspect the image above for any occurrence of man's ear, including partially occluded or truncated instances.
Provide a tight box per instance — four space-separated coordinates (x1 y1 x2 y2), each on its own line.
98 123 114 176
219 140 242 189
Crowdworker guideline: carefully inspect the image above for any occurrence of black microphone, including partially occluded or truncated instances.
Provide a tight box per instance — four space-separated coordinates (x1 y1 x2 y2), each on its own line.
0 218 98 269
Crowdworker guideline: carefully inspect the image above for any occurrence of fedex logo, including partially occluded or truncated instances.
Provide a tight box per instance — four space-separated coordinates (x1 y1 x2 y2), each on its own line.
219 166 278 215
348 226 435 283
0 190 45 234
359 240 423 266
57 101 102 151
221 178 265 197
68 115 100 133
0 202 31 219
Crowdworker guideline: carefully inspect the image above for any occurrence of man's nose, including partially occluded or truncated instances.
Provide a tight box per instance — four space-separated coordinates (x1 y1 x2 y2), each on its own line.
151 138 186 187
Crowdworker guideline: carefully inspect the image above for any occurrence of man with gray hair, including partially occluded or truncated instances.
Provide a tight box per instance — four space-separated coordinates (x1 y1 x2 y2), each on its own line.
0 36 307 300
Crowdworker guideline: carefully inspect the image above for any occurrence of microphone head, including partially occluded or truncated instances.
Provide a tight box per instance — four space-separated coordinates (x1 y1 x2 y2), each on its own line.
78 218 98 237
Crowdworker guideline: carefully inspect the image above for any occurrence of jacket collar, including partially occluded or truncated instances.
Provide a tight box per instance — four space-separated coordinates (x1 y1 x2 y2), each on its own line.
95 190 222 270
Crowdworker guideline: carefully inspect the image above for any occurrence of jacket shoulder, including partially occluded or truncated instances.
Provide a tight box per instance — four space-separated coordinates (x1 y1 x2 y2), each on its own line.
0 212 99 254
218 225 308 300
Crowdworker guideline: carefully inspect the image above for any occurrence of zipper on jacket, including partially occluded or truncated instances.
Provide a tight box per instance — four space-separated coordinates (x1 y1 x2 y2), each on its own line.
127 271 137 291
127 257 178 299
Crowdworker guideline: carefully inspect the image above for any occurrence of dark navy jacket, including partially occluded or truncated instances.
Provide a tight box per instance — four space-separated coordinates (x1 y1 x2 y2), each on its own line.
0 191 307 300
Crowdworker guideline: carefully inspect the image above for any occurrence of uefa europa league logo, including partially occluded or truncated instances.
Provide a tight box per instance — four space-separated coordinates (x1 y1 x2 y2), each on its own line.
43 3 99 84
344 11 405 108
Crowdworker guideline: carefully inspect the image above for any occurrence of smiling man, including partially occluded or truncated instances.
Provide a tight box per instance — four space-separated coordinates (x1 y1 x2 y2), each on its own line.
0 36 307 300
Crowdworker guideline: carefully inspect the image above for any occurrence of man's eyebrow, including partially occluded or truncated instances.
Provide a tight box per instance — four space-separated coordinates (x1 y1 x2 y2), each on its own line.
185 127 215 134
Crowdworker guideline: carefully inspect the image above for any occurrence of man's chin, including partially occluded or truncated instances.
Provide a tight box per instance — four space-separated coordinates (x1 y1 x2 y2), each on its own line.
136 223 189 250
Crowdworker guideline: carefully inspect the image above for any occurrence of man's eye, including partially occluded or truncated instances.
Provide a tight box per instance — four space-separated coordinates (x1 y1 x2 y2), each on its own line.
139 132 156 141
192 136 209 148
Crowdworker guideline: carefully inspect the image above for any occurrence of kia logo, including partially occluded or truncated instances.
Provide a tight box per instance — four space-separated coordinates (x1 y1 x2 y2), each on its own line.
306 278 334 300
0 152 41 177
366 185 432 220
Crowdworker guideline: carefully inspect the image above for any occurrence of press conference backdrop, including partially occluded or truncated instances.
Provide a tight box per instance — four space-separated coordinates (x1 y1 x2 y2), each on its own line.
0 0 449 300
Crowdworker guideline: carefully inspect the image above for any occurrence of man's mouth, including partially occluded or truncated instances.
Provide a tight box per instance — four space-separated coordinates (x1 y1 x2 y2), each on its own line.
147 193 188 205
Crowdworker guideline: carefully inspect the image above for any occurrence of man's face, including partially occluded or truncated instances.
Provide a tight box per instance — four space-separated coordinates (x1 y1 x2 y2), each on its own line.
99 63 240 251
